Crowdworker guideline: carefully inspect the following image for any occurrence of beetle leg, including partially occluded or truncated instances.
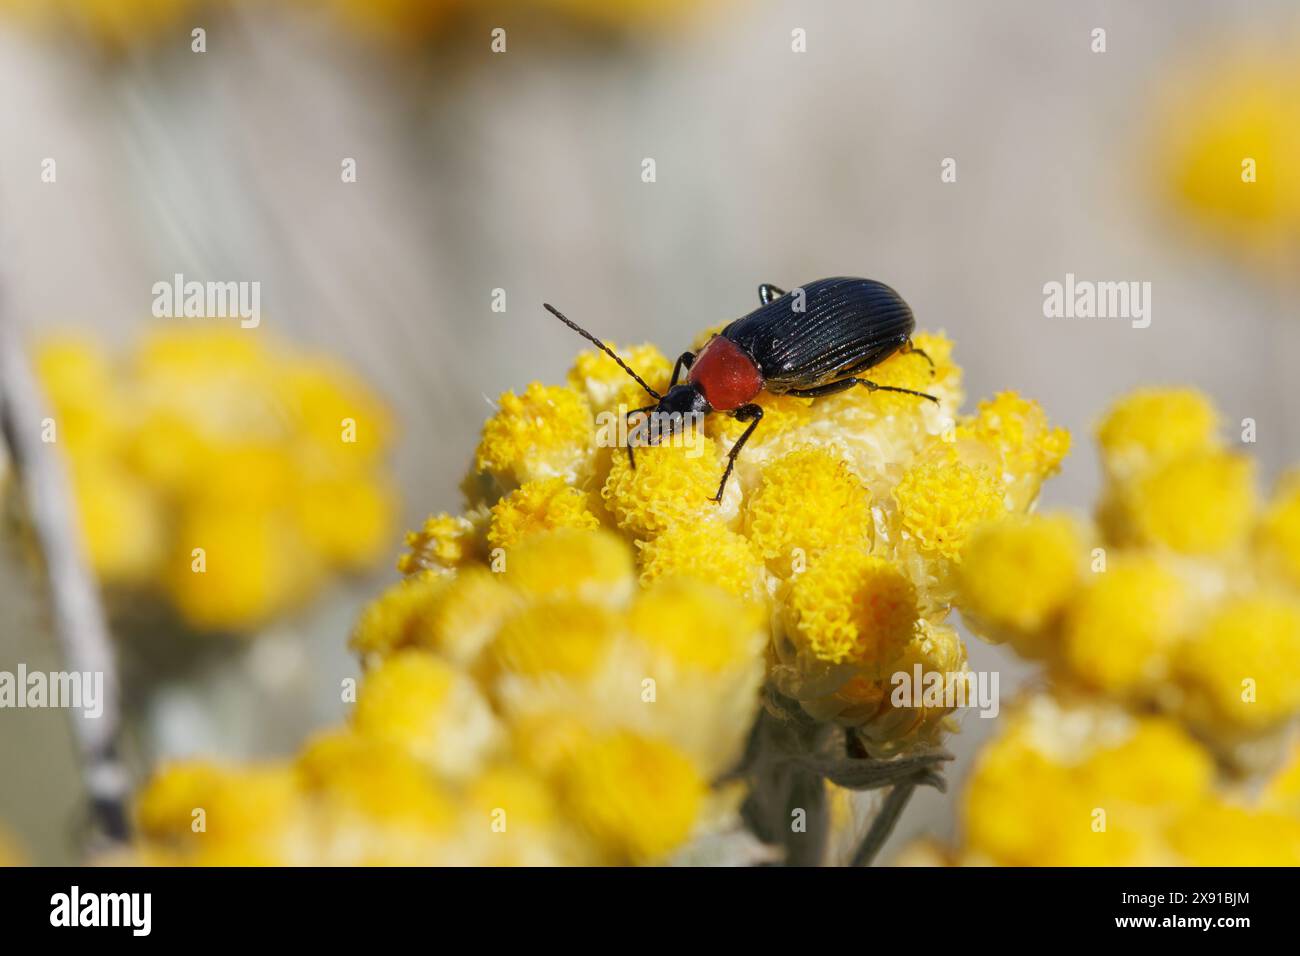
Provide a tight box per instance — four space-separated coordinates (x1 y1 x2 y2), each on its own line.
900 338 935 373
624 403 657 470
757 283 787 306
669 351 696 388
711 403 764 503
787 378 939 404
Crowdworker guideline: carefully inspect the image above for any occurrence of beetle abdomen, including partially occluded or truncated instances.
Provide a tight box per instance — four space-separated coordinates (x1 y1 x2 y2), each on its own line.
721 277 914 390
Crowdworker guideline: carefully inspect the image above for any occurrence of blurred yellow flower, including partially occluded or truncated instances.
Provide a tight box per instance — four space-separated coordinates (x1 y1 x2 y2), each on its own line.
1153 49 1300 265
34 328 397 633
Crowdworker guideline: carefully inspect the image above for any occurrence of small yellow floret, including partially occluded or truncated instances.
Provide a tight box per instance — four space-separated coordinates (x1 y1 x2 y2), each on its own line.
893 449 1005 559
851 620 969 754
1079 718 1214 807
567 342 671 412
353 650 454 736
487 477 600 551
490 599 621 679
1096 387 1220 473
601 438 727 540
1127 451 1256 555
744 448 873 575
1061 557 1188 694
636 519 765 600
627 578 765 674
958 513 1082 638
557 731 706 864
961 391 1070 488
783 547 918 670
398 512 479 575
475 382 594 488
503 528 634 605
297 729 456 830
1175 595 1300 731
353 650 495 778
134 760 300 847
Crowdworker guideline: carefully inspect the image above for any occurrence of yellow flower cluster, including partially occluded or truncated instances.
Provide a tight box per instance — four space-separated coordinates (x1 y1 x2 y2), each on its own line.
128 324 1067 865
958 387 1300 754
922 385 1300 866
935 694 1300 866
1152 48 1300 266
33 328 397 632
133 530 762 865
407 329 1065 762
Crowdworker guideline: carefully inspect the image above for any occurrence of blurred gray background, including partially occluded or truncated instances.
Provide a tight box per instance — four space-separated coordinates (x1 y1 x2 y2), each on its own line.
1 0 1297 863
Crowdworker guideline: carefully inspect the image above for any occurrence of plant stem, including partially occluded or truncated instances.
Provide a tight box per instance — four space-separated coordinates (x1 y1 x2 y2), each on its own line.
850 781 917 867
0 303 129 846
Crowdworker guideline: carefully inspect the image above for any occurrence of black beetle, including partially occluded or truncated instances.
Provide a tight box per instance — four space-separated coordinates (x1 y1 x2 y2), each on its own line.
544 277 937 503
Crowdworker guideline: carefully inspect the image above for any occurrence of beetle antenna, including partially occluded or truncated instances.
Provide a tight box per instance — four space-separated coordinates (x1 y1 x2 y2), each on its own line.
543 303 662 401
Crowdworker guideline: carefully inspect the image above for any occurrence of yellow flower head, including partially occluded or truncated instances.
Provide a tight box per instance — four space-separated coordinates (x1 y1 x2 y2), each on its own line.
294 472 397 570
490 599 621 680
567 342 671 412
635 519 766 601
1079 717 1214 808
1096 387 1220 477
782 547 918 671
476 382 594 490
849 620 969 754
503 528 634 606
167 508 322 632
1122 451 1256 555
961 698 1213 866
960 391 1070 509
601 437 734 540
350 574 449 659
397 512 480 575
353 649 499 779
627 578 765 674
958 512 1083 641
1153 51 1300 261
134 760 301 849
1174 594 1300 732
892 446 1005 560
487 477 601 552
1061 556 1189 695
297 728 456 831
555 731 706 865
744 447 873 576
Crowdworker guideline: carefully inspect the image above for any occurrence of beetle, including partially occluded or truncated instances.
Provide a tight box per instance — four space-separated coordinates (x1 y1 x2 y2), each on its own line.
544 276 938 503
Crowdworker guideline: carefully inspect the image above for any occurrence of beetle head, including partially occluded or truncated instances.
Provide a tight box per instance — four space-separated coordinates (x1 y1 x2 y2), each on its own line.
645 384 711 445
